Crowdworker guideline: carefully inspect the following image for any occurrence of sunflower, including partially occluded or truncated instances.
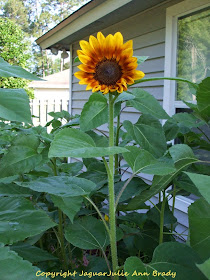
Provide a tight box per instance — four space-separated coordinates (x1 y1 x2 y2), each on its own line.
74 32 145 94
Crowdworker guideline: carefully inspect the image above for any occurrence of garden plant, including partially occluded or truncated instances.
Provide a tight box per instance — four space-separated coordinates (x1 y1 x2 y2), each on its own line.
0 32 209 280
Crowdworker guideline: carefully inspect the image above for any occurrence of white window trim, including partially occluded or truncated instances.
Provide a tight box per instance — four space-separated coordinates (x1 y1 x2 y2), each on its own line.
163 0 210 116
163 0 210 213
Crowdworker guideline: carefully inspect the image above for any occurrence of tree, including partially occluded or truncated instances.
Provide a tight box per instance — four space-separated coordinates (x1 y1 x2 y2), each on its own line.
0 0 89 77
0 18 34 98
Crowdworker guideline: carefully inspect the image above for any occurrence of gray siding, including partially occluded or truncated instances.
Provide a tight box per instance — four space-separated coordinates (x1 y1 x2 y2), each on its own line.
70 0 189 234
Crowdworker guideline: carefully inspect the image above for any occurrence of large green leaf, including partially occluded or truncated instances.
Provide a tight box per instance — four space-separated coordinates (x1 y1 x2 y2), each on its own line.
0 57 41 80
124 144 198 210
65 216 109 250
22 176 96 197
189 198 210 261
0 197 56 244
0 244 49 280
124 242 206 280
0 183 33 197
0 88 32 123
123 146 175 175
197 258 210 280
80 93 120 131
124 115 167 158
49 128 128 158
51 195 83 223
127 88 169 119
0 134 42 178
184 172 210 203
197 77 210 117
11 244 57 263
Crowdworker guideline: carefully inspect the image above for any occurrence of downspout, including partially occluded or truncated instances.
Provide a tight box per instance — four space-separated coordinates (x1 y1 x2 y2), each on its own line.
69 44 73 116
68 44 73 164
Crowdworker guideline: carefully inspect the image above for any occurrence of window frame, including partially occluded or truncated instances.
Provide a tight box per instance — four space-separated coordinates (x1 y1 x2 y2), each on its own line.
163 0 210 116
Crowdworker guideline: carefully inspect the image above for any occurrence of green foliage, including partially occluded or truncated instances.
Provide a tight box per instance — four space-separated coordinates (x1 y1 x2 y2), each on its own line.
0 18 34 98
124 242 207 280
0 244 49 280
0 59 210 279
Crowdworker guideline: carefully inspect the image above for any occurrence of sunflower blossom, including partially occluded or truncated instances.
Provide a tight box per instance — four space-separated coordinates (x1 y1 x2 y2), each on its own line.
74 32 145 94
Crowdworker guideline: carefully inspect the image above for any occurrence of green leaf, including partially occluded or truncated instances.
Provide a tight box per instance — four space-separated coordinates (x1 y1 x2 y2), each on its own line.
147 201 177 226
11 244 57 263
80 93 120 131
125 242 206 280
127 88 169 119
197 77 210 117
184 172 210 203
99 177 148 203
163 118 179 141
65 216 109 250
0 244 49 280
0 197 56 244
173 113 204 128
125 144 198 210
135 56 149 65
114 91 135 103
74 56 80 63
58 162 83 175
51 195 83 223
0 134 42 178
0 183 33 197
189 198 210 261
197 258 210 280
123 115 167 158
22 176 96 197
49 128 128 158
123 146 175 175
174 173 201 197
0 88 32 123
0 57 41 80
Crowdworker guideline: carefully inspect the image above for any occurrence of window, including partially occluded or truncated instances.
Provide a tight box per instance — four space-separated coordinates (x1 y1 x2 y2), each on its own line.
163 0 210 208
163 0 210 115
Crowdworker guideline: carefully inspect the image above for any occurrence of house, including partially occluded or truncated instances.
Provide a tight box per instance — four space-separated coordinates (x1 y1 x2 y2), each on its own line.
29 69 70 100
36 0 210 235
29 70 70 125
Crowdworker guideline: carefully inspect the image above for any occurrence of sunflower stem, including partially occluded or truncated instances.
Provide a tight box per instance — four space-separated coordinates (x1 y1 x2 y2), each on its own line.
108 94 119 278
114 113 121 176
159 190 166 245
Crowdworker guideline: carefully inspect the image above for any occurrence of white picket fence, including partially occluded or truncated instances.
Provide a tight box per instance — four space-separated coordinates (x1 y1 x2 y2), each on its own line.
30 99 69 126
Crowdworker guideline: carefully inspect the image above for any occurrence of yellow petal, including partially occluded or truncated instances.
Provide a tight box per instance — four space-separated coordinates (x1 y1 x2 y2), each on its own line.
97 32 105 46
114 32 123 47
79 40 95 57
123 40 133 50
74 71 86 79
78 54 92 65
132 70 145 80
77 64 95 73
104 34 114 59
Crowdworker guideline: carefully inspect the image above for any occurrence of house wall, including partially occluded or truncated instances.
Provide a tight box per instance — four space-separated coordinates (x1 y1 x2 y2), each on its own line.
70 0 189 235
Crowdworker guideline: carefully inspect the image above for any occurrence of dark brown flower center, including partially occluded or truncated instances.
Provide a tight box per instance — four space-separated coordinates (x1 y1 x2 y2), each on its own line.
94 59 122 85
